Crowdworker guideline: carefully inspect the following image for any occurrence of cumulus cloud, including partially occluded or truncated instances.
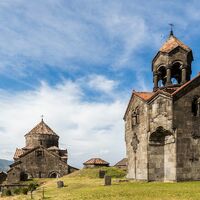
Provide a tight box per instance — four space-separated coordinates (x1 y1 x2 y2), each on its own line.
0 76 127 168
86 74 117 93
1 0 200 168
0 0 199 88
0 0 182 73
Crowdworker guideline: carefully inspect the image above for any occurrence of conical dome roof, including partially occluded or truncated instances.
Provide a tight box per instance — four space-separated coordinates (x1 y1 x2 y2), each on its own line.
25 120 58 136
159 34 191 53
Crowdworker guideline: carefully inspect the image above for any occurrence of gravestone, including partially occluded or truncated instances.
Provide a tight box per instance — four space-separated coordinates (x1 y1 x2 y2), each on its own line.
99 170 106 178
104 176 111 186
57 181 64 188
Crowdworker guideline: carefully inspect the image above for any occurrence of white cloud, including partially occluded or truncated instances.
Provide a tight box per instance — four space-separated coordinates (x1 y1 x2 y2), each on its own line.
86 74 117 93
0 77 127 168
0 0 172 74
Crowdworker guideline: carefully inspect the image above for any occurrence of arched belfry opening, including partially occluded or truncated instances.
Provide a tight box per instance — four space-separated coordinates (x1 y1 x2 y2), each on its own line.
171 62 182 84
152 31 193 91
157 66 167 87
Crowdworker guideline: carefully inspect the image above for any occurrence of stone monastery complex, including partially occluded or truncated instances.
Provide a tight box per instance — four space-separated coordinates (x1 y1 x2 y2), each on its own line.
124 30 200 182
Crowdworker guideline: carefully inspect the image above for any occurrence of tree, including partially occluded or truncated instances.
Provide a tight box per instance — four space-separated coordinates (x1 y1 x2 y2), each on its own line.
28 183 38 199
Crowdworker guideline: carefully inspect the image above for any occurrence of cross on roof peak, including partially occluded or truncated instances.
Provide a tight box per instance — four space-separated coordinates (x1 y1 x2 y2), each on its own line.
169 23 174 36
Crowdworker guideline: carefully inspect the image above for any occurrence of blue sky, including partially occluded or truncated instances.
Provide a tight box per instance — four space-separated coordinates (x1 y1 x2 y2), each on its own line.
1 0 200 167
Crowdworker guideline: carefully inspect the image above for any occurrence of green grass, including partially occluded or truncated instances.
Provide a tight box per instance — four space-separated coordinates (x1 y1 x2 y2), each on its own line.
3 168 200 200
68 167 127 178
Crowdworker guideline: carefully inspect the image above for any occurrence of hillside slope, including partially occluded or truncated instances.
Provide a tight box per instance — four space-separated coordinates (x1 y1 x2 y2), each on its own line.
4 168 200 200
3 168 200 200
0 159 12 171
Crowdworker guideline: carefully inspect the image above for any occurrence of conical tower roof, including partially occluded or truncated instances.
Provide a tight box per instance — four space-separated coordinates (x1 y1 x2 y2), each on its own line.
25 119 58 136
159 34 191 53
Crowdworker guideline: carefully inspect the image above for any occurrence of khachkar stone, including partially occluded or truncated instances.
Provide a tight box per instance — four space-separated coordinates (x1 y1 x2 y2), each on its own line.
131 133 139 153
104 175 111 186
124 30 200 182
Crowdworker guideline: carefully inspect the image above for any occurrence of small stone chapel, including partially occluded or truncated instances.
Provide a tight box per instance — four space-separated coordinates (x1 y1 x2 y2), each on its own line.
124 30 200 182
7 119 69 183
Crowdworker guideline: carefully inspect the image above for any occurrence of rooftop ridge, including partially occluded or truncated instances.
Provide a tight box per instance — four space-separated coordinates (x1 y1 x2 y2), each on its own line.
25 120 58 136
159 34 191 53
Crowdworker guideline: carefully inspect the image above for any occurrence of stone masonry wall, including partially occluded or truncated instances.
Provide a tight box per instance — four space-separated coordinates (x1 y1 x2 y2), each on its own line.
125 95 148 180
174 84 200 181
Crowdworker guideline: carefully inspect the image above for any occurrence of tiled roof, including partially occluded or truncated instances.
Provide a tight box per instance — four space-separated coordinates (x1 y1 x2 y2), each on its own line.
123 91 154 119
134 92 155 101
83 158 109 165
25 120 58 136
160 35 191 53
124 74 200 119
14 148 24 159
114 158 128 166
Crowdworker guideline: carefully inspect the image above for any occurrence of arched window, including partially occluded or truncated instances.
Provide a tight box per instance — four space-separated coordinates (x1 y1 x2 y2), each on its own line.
131 107 140 127
132 111 137 126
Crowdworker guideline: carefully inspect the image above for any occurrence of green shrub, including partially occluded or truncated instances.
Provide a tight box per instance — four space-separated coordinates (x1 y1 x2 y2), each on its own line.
21 187 29 195
102 167 127 178
5 189 12 196
28 182 38 192
68 167 126 179
13 187 21 195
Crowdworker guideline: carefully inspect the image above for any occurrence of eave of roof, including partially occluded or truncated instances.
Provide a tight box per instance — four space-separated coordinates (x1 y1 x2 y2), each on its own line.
123 91 155 120
114 158 128 166
172 73 200 100
146 90 172 104
83 158 109 165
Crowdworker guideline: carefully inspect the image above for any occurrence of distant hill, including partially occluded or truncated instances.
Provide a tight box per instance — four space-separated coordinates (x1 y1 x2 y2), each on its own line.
0 159 12 172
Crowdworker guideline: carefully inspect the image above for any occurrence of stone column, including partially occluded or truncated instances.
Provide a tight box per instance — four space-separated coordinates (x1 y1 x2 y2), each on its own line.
153 72 158 89
181 66 187 84
166 66 172 86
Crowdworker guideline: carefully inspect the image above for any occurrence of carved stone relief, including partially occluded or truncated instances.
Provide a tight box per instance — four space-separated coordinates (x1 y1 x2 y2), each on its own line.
131 133 139 153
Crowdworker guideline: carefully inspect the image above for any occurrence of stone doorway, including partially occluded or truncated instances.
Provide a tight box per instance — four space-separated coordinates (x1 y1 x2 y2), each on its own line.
49 171 60 178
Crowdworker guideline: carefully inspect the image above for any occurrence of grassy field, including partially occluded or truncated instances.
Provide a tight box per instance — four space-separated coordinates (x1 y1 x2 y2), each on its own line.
2 168 200 200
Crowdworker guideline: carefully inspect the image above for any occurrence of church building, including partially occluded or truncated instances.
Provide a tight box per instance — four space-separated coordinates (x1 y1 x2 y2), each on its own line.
124 30 200 181
7 119 69 183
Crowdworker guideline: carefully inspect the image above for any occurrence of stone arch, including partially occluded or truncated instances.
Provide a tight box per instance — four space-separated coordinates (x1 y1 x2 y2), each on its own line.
157 65 167 87
48 171 60 178
148 127 174 181
149 126 173 145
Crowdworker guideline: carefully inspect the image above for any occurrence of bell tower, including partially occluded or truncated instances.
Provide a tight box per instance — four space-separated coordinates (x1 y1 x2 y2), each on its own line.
152 31 193 91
